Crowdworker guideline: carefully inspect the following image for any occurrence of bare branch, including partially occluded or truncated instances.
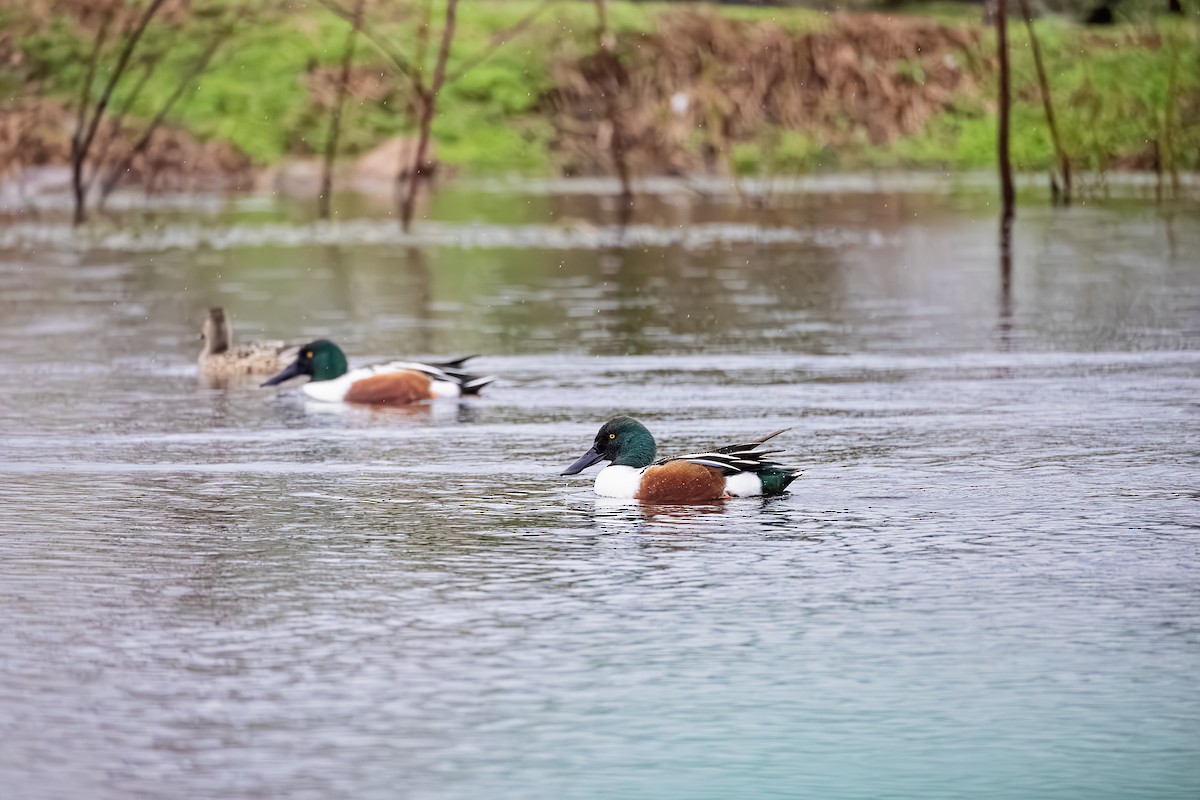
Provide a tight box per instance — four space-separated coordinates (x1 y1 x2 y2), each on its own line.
97 3 251 201
73 9 115 162
414 0 433 84
77 0 168 172
111 55 163 136
91 49 168 187
399 0 459 231
1164 33 1181 198
319 0 365 219
315 0 420 85
72 0 168 223
445 0 560 86
996 0 1014 225
1017 0 1071 205
428 1 458 98
593 0 632 214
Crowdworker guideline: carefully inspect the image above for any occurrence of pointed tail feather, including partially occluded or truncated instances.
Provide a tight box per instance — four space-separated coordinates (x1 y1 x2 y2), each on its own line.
751 428 790 445
714 428 791 455
429 355 479 371
460 374 497 395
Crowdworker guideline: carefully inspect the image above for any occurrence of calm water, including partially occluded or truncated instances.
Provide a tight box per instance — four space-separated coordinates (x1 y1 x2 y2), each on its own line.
1 182 1198 799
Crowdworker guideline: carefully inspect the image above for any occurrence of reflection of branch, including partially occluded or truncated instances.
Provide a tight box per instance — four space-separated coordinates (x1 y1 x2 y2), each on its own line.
316 0 419 85
445 0 559 85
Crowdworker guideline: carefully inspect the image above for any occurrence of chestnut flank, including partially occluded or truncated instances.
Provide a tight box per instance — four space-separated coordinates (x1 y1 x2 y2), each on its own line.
635 461 728 503
344 371 432 405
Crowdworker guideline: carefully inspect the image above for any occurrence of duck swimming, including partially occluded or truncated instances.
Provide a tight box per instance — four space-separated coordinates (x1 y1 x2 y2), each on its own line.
261 339 496 405
562 416 801 502
198 307 300 378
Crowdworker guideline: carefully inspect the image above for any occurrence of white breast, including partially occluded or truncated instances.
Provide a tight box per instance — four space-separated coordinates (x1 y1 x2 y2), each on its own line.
724 471 763 497
301 370 361 402
593 465 644 499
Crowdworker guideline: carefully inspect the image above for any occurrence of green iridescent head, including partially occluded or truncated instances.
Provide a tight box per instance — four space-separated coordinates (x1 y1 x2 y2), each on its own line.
261 339 349 386
562 415 658 474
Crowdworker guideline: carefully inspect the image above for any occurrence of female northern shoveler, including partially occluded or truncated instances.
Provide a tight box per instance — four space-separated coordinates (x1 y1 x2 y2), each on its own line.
198 307 300 378
261 339 495 405
562 416 801 502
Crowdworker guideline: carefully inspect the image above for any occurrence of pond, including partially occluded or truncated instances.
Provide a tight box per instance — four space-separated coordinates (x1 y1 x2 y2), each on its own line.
1 179 1197 799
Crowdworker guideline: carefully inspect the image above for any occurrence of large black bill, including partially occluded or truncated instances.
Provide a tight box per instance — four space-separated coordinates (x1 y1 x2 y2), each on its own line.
561 445 605 475
261 359 304 387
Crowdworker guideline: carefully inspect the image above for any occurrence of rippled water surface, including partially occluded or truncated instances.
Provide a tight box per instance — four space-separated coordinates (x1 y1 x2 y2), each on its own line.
1 183 1198 799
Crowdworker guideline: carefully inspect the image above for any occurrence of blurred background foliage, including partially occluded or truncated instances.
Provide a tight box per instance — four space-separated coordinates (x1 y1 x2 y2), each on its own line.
0 0 1195 180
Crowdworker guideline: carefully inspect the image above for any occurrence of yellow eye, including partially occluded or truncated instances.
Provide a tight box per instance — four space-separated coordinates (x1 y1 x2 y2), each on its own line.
306 351 313 358
609 433 616 439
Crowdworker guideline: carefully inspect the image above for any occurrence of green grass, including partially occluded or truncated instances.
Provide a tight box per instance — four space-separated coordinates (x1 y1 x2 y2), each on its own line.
876 16 1200 172
3 1 1196 176
741 14 1200 175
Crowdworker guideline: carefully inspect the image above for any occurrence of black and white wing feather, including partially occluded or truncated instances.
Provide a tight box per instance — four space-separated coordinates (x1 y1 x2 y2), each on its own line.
658 429 798 476
424 356 497 394
364 355 497 395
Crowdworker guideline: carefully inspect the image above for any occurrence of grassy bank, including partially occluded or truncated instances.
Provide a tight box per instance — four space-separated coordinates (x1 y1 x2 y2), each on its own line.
1 1 1197 181
883 16 1200 174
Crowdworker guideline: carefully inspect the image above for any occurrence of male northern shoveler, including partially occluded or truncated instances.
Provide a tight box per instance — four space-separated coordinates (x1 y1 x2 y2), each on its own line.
562 416 802 502
261 339 495 405
199 307 300 378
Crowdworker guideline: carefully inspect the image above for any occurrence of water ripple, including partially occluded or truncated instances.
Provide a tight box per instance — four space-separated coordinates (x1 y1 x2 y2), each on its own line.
0 220 894 253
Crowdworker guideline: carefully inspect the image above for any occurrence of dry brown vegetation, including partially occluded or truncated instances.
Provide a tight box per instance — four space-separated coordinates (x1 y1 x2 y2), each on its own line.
0 0 256 214
545 12 985 176
0 97 252 191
